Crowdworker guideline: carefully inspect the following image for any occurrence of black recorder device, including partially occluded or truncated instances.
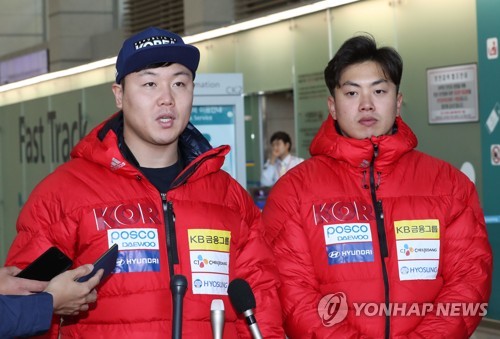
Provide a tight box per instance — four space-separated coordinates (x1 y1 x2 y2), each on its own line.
16 247 73 281
77 243 119 283
16 244 119 284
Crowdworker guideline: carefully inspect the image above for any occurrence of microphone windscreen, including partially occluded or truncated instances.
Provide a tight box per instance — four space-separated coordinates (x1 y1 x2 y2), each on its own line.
170 274 188 290
227 278 256 314
211 299 225 311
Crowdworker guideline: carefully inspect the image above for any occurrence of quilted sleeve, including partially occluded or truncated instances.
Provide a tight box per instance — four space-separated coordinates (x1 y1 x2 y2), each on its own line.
5 180 78 339
6 188 77 267
408 174 492 338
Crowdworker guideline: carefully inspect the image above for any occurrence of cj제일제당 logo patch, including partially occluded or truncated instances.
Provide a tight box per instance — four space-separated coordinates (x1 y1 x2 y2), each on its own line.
317 292 348 326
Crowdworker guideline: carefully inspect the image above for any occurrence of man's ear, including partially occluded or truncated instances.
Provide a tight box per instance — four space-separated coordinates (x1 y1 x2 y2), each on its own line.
111 83 123 109
327 95 337 120
396 92 403 117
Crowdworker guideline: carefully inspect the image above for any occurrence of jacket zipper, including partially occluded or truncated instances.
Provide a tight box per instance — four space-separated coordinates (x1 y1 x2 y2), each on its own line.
369 143 390 339
158 153 217 277
162 193 179 278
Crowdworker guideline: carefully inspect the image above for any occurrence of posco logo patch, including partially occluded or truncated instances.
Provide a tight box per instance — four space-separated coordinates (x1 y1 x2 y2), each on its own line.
108 228 159 250
323 223 372 245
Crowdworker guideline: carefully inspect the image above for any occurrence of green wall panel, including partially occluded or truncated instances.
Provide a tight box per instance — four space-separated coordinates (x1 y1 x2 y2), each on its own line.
476 0 500 321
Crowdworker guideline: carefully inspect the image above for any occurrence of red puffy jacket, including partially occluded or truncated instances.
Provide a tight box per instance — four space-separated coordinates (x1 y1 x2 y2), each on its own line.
6 113 284 338
262 115 492 338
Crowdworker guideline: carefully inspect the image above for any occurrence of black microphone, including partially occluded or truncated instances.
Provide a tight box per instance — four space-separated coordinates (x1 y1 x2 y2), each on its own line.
170 274 188 339
227 278 263 339
210 299 225 339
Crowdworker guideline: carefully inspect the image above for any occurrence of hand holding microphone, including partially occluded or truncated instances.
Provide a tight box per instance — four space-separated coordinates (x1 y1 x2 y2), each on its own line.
227 278 263 339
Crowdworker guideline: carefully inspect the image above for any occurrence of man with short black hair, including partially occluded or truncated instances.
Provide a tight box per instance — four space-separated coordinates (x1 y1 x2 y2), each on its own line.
261 131 304 186
262 34 492 338
6 27 284 338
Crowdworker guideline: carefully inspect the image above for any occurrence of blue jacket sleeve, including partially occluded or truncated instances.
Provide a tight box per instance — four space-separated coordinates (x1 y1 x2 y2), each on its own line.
0 292 53 338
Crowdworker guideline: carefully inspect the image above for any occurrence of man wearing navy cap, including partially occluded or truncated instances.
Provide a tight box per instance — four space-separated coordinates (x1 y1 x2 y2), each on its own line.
6 27 284 338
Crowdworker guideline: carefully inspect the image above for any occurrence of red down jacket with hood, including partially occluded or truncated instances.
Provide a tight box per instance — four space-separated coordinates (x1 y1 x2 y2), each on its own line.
6 113 284 338
262 115 492 338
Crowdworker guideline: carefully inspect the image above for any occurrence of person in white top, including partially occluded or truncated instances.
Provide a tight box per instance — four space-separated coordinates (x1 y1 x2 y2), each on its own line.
261 131 304 187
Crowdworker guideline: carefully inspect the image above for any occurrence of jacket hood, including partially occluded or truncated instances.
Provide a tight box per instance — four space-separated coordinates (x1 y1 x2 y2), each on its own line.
309 115 418 171
70 112 229 181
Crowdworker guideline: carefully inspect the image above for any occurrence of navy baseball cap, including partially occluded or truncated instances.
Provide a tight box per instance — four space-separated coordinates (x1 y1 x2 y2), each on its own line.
115 27 200 83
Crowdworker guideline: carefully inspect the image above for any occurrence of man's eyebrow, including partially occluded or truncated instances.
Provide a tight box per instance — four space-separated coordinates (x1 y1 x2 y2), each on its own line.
341 79 388 87
137 69 159 76
371 79 389 86
136 69 191 78
173 70 192 78
341 80 360 87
